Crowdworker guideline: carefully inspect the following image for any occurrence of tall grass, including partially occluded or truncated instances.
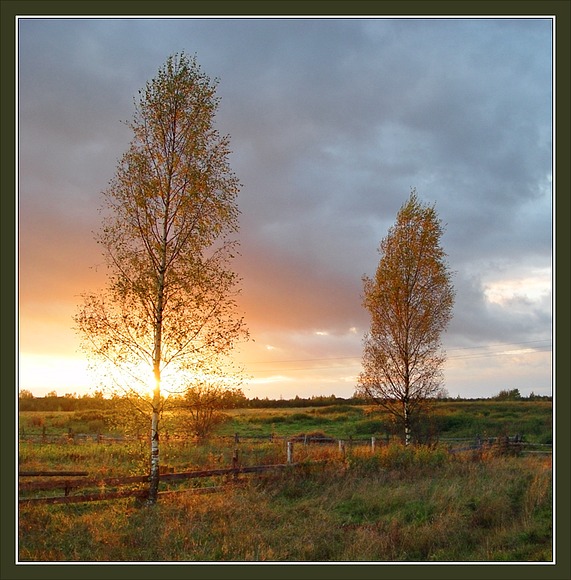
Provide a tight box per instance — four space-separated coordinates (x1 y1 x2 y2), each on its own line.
19 440 148 476
18 443 552 562
18 400 553 562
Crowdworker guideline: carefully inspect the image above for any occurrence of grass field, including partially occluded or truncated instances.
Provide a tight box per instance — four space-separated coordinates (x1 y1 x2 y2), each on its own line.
219 401 553 443
19 399 553 443
17 400 553 562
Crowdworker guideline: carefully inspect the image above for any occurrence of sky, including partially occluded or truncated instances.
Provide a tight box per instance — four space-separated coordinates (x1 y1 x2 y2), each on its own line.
17 16 554 400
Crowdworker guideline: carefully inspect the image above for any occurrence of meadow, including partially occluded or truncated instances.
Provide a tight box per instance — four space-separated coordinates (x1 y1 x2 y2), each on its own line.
18 400 553 562
19 399 553 444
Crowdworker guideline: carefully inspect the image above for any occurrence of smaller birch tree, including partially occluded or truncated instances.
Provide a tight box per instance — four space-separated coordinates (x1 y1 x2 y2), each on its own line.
357 190 454 445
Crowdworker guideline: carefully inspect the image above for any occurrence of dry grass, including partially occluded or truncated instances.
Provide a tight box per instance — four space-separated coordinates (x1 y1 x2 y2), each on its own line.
18 446 552 562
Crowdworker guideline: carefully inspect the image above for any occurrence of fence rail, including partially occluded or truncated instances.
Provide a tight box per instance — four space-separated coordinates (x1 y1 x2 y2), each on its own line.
18 462 300 506
18 429 552 457
19 432 551 507
18 470 89 477
18 429 551 443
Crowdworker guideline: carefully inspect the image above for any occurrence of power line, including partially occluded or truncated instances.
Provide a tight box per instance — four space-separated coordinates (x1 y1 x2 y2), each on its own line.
446 346 552 361
246 339 551 365
244 339 552 374
247 355 360 365
446 339 552 353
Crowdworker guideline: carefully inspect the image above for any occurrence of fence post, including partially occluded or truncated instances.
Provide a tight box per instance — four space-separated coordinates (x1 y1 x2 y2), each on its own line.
371 436 376 453
234 432 240 445
42 426 46 443
504 435 511 452
287 441 293 464
232 448 239 480
338 440 346 460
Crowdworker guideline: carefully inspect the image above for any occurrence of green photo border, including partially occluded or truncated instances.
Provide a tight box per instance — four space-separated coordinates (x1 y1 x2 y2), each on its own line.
2 1 569 579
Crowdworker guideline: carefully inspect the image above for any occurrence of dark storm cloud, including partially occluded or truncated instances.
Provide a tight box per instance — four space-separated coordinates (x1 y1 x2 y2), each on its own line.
207 18 552 346
17 17 553 396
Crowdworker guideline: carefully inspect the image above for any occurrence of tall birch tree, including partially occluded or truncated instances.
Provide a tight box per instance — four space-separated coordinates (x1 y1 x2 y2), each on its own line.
357 190 454 445
75 53 247 504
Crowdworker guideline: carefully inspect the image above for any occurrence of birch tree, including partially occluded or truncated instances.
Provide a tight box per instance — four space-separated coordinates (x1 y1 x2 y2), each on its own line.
357 190 454 445
75 53 247 503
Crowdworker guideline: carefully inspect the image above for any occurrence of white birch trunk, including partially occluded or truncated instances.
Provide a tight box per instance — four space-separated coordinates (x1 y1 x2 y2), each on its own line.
148 406 160 504
404 402 411 446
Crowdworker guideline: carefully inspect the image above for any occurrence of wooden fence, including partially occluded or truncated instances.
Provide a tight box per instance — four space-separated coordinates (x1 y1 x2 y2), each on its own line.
18 462 299 506
19 433 549 507
18 428 551 449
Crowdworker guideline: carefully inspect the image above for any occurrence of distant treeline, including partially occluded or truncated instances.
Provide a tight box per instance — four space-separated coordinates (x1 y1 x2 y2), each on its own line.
18 388 551 413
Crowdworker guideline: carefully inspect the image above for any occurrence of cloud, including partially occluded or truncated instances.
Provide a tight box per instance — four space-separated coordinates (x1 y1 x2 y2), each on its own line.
17 17 553 398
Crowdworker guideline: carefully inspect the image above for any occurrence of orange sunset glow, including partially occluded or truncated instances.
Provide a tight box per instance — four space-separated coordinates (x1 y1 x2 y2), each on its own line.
17 17 553 401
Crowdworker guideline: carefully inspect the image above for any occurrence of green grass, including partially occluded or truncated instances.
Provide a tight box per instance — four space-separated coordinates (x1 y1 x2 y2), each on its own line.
217 400 552 444
19 400 553 444
428 401 552 443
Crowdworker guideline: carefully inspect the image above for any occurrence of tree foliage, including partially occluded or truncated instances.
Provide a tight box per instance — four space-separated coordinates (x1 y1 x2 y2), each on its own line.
75 53 247 502
171 383 247 439
357 190 455 444
494 388 522 401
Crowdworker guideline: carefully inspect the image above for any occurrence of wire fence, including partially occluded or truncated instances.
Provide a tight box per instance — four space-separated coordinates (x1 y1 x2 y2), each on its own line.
18 430 551 506
18 428 552 455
